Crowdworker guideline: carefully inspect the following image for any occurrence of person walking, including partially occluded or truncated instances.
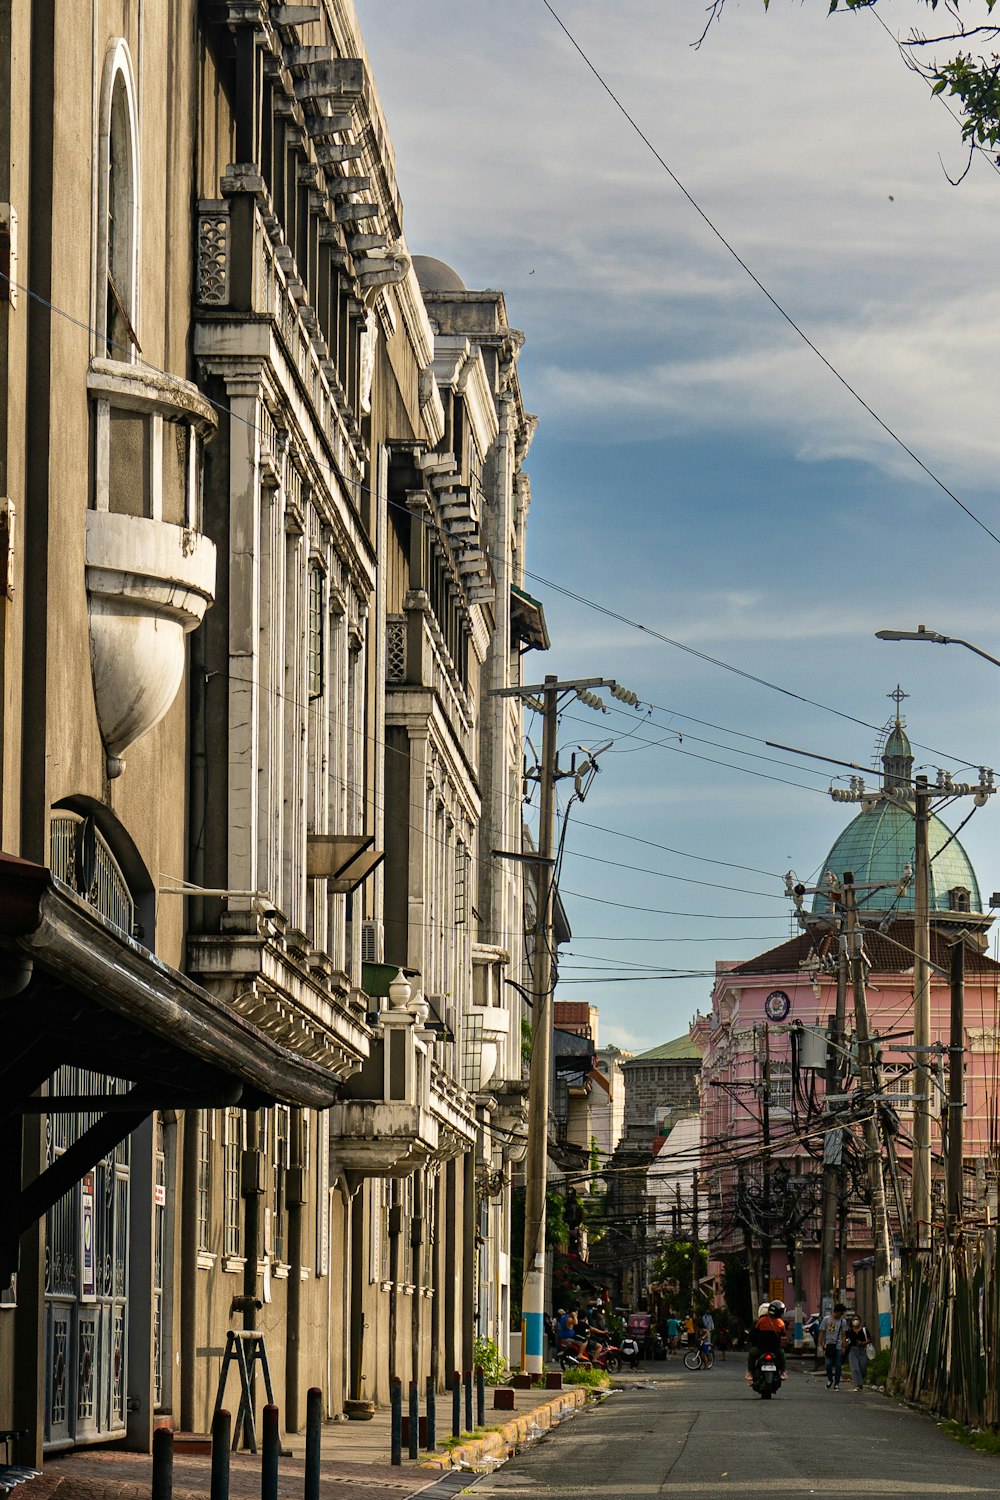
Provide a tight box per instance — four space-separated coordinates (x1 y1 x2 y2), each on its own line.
819 1303 849 1390
716 1322 730 1361
845 1314 871 1391
665 1312 680 1355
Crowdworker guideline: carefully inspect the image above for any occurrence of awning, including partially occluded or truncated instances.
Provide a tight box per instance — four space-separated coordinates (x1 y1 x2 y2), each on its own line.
0 852 343 1110
305 832 384 892
0 850 347 1284
510 584 550 652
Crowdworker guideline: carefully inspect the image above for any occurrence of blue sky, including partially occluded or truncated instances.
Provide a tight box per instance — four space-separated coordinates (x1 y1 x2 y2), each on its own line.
360 0 1000 1051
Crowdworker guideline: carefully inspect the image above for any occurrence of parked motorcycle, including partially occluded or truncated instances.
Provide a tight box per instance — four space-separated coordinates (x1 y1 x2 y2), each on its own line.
751 1352 781 1399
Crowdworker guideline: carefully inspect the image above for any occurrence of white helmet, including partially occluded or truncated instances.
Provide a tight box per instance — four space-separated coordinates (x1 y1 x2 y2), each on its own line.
757 1303 770 1318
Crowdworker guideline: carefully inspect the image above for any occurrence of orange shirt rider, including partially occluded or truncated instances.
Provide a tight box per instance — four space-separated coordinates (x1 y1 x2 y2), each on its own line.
751 1312 787 1374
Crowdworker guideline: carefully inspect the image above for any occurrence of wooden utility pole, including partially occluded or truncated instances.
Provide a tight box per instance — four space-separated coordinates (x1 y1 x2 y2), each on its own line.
820 945 848 1306
845 876 893 1348
912 775 932 1248
520 675 558 1374
946 935 966 1238
760 1025 772 1296
690 1169 700 1311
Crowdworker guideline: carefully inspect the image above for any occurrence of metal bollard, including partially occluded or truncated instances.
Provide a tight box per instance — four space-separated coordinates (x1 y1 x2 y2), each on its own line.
464 1369 473 1432
261 1404 280 1500
151 1426 173 1500
451 1370 461 1439
475 1365 485 1428
425 1375 436 1451
304 1387 322 1500
210 1409 231 1500
390 1377 403 1466
408 1380 419 1460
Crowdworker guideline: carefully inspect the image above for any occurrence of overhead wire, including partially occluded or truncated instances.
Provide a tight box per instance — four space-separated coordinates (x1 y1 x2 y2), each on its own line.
536 0 1000 552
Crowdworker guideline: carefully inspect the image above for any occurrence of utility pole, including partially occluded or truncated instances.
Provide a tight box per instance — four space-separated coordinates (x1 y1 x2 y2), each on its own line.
912 775 932 1249
819 946 848 1308
494 672 641 1374
760 1026 772 1299
690 1169 700 1312
946 935 966 1238
520 674 558 1376
844 876 893 1348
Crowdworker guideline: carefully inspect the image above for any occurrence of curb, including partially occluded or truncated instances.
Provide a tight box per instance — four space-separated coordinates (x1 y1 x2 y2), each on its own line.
419 1386 590 1472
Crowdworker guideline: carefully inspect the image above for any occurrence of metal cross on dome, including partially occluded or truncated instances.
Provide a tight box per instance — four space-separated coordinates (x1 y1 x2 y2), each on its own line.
888 684 909 717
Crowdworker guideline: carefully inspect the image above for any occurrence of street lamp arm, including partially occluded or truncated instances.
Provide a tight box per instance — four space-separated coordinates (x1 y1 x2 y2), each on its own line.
875 626 1000 672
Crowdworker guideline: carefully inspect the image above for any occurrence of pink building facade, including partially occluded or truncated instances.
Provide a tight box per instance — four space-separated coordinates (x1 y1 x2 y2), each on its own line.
694 711 1000 1331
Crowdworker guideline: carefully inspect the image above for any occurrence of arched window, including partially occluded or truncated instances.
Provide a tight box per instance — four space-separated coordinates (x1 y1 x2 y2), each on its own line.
97 43 140 361
49 796 155 943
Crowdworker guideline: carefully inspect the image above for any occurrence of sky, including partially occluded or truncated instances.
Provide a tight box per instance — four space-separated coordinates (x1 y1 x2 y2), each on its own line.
358 0 1000 1053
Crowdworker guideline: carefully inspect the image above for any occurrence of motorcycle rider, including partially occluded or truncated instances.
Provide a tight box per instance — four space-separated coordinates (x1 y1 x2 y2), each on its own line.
746 1300 788 1384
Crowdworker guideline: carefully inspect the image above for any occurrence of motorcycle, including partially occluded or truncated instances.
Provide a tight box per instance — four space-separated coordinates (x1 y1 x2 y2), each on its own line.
558 1335 625 1374
751 1352 781 1399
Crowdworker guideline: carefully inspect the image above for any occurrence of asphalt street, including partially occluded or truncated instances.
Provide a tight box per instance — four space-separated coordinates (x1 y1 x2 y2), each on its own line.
468 1360 999 1497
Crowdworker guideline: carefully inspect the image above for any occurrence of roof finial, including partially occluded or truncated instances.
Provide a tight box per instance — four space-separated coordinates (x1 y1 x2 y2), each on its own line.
888 684 909 722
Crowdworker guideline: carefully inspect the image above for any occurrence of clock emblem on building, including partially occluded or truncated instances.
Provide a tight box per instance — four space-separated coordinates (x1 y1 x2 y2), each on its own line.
764 989 791 1021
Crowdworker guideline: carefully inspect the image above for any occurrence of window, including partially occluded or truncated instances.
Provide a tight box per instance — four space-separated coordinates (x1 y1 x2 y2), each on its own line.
768 1064 792 1115
273 1106 290 1263
98 44 140 361
881 1064 913 1117
308 563 324 700
197 1111 211 1253
223 1109 243 1258
50 813 135 940
949 886 972 913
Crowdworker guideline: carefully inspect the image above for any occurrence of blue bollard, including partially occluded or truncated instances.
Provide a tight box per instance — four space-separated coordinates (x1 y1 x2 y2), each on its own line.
261 1404 279 1500
210 1409 231 1500
426 1376 436 1451
464 1369 472 1432
476 1365 485 1428
151 1426 173 1500
452 1371 461 1439
304 1387 322 1500
390 1377 402 1466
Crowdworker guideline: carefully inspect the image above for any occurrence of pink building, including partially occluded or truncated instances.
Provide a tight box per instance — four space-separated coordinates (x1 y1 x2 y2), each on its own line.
694 711 1000 1325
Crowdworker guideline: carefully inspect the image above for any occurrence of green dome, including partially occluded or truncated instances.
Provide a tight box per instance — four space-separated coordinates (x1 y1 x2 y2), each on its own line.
812 800 981 915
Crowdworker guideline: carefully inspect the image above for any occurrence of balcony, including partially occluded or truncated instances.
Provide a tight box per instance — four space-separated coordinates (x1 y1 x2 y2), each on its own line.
86 360 217 777
329 1001 477 1180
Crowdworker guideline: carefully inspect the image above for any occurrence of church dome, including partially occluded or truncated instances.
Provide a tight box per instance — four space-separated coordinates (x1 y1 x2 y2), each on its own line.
811 799 981 916
812 693 983 919
411 255 467 292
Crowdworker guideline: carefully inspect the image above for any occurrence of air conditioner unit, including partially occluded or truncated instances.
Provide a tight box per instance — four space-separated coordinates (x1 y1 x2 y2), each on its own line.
361 919 384 964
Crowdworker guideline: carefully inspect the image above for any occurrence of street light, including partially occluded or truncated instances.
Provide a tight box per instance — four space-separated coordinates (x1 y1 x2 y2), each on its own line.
875 625 1000 671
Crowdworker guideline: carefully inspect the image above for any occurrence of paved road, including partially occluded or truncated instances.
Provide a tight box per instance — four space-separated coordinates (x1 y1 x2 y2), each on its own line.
469 1360 999 1497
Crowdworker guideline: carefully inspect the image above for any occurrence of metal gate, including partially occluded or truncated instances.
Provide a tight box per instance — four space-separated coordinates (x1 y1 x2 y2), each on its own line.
44 1068 130 1449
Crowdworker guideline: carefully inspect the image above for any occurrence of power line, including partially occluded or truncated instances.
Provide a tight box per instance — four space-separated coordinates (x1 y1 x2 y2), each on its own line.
4 263 989 775
537 0 1000 551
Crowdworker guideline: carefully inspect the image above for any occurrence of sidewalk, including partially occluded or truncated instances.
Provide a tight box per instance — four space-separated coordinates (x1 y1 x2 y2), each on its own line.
15 1381 590 1499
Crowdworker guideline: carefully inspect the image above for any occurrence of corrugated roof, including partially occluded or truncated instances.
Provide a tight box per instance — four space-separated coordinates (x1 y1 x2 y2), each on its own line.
628 1034 702 1062
731 920 1000 977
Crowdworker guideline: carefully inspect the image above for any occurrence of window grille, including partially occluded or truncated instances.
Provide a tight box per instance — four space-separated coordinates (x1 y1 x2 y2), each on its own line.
49 814 135 940
308 564 324 700
461 1011 484 1094
223 1109 242 1258
455 841 468 927
881 1063 914 1115
768 1064 792 1114
273 1106 290 1263
197 1112 211 1252
386 615 405 682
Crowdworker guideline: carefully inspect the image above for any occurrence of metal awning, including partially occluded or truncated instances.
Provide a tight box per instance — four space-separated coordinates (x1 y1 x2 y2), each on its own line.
510 584 550 652
0 850 347 1284
306 832 384 892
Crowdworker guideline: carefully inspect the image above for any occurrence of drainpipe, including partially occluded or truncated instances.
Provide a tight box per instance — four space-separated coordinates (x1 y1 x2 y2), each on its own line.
388 1182 401 1390
410 1173 423 1395
179 1111 199 1432
285 1108 304 1431
462 1151 476 1372
240 1112 263 1449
